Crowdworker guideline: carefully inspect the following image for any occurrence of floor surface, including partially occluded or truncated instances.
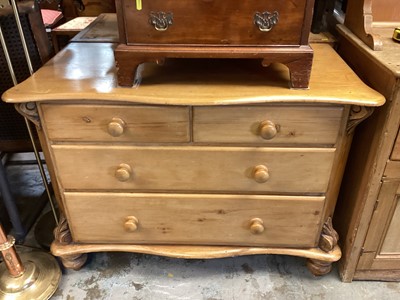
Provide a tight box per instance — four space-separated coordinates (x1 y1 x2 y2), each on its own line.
2 153 400 300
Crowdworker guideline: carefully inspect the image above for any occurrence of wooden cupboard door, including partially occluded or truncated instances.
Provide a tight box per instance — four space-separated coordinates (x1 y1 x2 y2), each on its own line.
64 192 324 247
193 105 343 145
51 145 335 193
121 0 307 45
357 181 400 271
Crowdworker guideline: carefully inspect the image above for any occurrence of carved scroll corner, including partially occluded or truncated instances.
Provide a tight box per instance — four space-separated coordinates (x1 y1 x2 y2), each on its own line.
14 102 41 128
346 105 374 134
53 214 72 245
319 217 339 253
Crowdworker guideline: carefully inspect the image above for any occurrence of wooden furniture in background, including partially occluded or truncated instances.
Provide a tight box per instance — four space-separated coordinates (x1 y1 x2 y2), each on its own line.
114 0 316 88
335 24 400 281
2 42 384 275
70 13 118 43
70 13 336 46
344 0 400 50
51 15 95 52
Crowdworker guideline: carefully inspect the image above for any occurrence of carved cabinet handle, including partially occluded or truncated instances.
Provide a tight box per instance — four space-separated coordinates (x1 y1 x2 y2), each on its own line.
254 11 279 32
253 165 270 183
149 12 174 31
258 120 277 140
115 163 133 182
250 218 265 234
108 117 126 137
124 216 139 232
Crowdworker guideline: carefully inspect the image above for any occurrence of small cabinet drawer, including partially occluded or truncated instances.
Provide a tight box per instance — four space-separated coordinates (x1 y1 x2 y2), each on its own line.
122 0 307 46
52 145 335 193
391 128 400 161
193 106 343 145
40 104 190 143
65 192 324 247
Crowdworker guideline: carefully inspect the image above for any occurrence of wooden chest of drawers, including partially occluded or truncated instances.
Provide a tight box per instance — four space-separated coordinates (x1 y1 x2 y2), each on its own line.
114 0 315 88
2 42 384 275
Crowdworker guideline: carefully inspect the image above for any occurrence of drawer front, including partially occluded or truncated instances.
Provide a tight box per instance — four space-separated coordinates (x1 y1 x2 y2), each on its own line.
52 145 335 193
65 192 324 247
121 0 307 45
193 106 343 145
40 104 190 143
392 128 400 161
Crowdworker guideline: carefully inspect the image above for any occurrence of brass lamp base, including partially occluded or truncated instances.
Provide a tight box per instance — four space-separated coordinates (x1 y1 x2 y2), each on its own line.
0 251 61 300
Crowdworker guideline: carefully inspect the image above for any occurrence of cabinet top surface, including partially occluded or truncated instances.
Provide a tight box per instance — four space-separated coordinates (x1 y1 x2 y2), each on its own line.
2 43 384 106
338 25 400 77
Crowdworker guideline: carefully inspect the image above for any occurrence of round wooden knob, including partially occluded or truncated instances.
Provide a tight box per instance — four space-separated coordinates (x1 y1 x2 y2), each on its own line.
124 216 139 232
108 117 126 137
259 120 277 140
115 163 132 182
250 218 265 234
253 165 270 183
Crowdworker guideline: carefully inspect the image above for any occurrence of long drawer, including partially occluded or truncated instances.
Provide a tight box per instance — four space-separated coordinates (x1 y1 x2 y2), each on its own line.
40 104 190 143
65 192 324 247
52 145 335 193
193 106 343 145
121 0 308 46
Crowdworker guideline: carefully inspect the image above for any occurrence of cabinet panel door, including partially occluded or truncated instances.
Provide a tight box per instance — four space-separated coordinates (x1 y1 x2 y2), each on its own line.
357 181 400 271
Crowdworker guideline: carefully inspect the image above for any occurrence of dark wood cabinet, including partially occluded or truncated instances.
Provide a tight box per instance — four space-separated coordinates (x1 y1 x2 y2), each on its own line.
114 0 316 89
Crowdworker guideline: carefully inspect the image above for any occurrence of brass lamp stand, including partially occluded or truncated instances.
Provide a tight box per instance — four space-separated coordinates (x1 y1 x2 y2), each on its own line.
0 223 61 299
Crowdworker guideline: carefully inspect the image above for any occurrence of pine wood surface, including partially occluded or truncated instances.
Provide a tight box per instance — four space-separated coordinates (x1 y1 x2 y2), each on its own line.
41 104 190 143
50 242 341 262
41 103 343 145
335 25 400 281
1 43 384 107
63 192 324 246
51 145 335 193
192 105 343 145
392 130 400 160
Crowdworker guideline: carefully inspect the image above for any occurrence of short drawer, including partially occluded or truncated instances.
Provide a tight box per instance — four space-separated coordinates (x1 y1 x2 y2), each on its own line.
52 145 335 193
122 0 307 46
65 192 324 247
40 104 190 143
193 106 343 145
391 128 400 161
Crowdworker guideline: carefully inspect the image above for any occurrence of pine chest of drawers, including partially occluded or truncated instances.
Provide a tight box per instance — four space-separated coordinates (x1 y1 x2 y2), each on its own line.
114 0 315 88
2 42 384 275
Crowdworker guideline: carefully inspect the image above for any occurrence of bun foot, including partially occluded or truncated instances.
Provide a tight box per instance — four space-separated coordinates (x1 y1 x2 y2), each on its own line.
60 253 88 271
307 258 333 276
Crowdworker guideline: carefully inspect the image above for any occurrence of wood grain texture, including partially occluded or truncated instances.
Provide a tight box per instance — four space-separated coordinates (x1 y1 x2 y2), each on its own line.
114 44 314 88
344 0 383 50
385 161 400 178
51 242 341 262
51 145 335 193
192 105 343 145
354 269 400 281
1 43 384 107
41 103 190 143
392 130 400 160
335 25 400 282
121 0 308 46
64 192 324 246
381 194 400 254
